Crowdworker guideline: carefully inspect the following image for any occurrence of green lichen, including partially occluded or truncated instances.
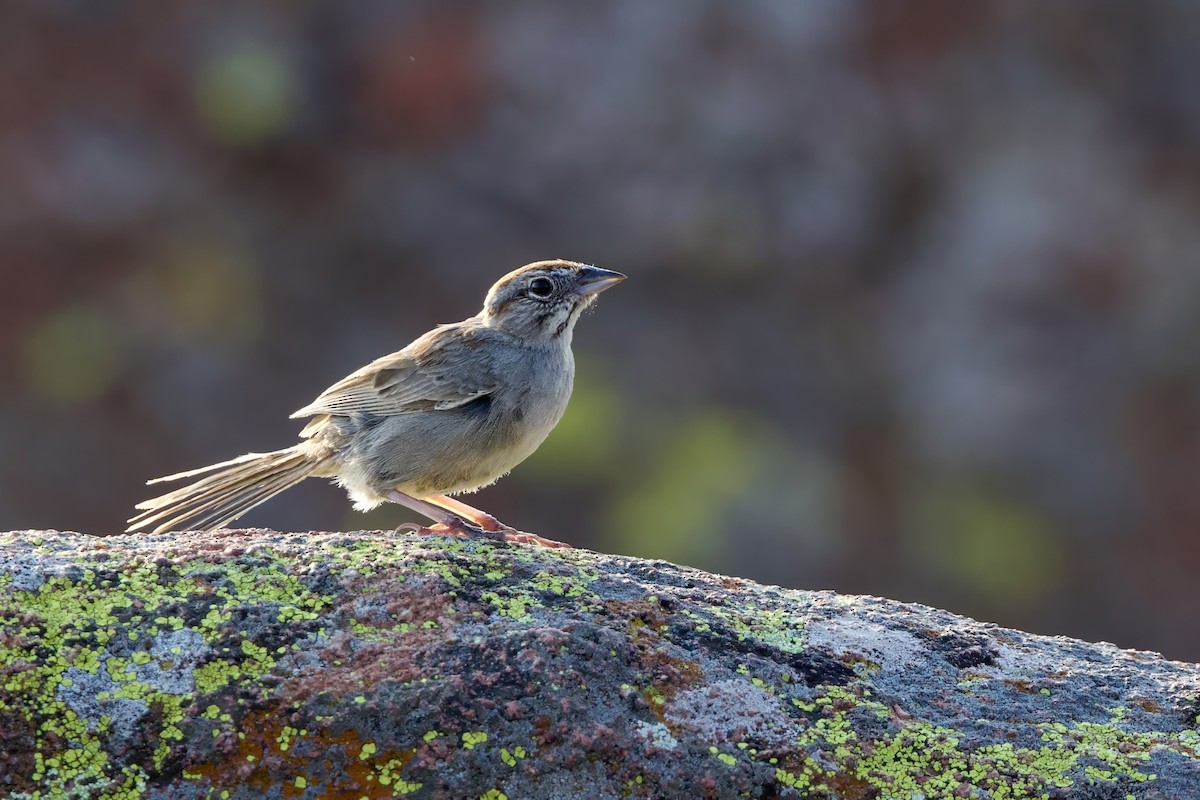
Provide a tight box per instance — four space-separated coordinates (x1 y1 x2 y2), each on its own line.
480 590 531 620
378 763 422 795
499 745 527 767
192 638 276 697
3 531 1199 799
274 724 298 753
709 747 738 767
462 731 488 750
727 683 1190 799
529 567 599 598
680 601 807 657
0 538 335 797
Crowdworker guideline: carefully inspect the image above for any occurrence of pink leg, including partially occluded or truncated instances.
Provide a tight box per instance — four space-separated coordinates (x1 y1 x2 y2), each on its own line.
425 494 572 549
384 490 474 533
421 494 507 531
386 490 571 548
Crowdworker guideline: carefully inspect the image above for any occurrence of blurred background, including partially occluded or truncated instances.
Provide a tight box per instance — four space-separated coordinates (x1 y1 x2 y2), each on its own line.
2 1 1199 660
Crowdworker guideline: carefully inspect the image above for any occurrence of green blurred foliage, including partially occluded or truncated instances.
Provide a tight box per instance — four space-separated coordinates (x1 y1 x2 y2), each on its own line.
164 239 263 344
196 43 300 147
604 410 838 577
130 236 263 346
607 412 754 566
22 307 121 404
910 479 1063 613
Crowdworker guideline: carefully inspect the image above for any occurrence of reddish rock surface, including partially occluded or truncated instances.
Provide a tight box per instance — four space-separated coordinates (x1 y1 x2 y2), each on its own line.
2 528 1199 799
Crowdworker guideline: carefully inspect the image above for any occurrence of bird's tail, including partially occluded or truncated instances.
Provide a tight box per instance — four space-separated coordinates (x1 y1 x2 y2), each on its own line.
126 446 317 534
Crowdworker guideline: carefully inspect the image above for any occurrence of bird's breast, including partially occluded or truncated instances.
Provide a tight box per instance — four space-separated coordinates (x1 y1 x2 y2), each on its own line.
493 349 574 455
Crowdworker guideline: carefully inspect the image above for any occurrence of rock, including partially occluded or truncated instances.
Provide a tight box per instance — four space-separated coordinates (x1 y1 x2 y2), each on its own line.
1 529 1198 799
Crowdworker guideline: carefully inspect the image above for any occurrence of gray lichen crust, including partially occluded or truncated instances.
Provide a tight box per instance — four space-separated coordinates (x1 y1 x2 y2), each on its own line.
1 529 1198 799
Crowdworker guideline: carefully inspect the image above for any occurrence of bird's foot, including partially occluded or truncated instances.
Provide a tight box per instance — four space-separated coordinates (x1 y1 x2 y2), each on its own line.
452 510 573 548
385 490 571 548
396 519 572 549
396 519 480 538
494 528 573 549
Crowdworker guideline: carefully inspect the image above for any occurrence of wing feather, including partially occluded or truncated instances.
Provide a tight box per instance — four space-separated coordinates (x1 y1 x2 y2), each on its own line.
290 322 499 419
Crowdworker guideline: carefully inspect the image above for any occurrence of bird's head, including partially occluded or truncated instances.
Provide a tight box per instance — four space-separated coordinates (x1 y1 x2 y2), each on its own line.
481 260 625 345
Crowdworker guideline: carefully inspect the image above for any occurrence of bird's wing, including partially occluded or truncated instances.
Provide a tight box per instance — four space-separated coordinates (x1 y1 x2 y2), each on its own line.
289 323 499 419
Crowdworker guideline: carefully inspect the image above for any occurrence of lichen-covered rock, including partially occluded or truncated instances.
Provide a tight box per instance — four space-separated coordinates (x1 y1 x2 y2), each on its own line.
1 529 1198 800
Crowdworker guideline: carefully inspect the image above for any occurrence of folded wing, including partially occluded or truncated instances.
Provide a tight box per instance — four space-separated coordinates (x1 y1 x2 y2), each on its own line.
290 323 499 420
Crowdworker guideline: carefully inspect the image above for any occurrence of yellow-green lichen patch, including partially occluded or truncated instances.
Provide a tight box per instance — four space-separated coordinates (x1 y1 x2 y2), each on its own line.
709 746 738 767
528 567 600 599
183 705 424 798
759 683 1192 799
5 530 1200 798
323 535 606 630
0 539 340 797
679 600 807 658
461 730 488 750
460 555 604 624
1 565 204 795
499 745 528 767
480 590 532 620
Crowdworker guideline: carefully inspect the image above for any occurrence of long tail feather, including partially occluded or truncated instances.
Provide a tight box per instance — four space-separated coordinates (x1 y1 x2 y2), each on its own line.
149 464 306 533
127 452 297 522
146 451 284 484
128 459 268 524
127 447 315 534
127 465 287 529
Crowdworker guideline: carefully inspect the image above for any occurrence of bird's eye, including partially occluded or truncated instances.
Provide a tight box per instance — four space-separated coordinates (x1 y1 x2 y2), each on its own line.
528 277 555 299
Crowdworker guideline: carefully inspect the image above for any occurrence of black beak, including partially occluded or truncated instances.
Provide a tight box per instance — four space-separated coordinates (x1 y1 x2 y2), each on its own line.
576 266 627 295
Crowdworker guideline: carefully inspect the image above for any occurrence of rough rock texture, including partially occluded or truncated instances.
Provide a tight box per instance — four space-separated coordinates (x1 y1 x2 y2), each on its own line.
1 530 1199 800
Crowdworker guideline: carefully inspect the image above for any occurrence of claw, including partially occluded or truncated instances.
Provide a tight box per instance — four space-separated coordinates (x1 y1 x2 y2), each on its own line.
396 519 479 538
385 490 571 548
395 519 571 548
501 530 573 549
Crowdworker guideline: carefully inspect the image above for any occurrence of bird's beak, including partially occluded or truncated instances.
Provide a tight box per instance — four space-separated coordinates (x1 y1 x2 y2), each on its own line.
576 266 627 295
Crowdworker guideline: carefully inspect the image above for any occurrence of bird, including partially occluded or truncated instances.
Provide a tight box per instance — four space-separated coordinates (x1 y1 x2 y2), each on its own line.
126 260 625 547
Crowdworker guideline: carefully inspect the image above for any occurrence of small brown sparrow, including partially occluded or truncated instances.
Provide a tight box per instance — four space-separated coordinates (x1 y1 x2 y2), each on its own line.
127 260 625 547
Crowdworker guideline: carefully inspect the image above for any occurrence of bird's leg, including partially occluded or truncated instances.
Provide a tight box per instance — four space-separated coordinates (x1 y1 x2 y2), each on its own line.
422 494 507 532
425 494 573 549
384 489 571 551
384 490 487 538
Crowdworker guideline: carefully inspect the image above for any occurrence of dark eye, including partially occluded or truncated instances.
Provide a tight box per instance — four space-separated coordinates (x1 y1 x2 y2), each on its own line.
528 277 555 299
